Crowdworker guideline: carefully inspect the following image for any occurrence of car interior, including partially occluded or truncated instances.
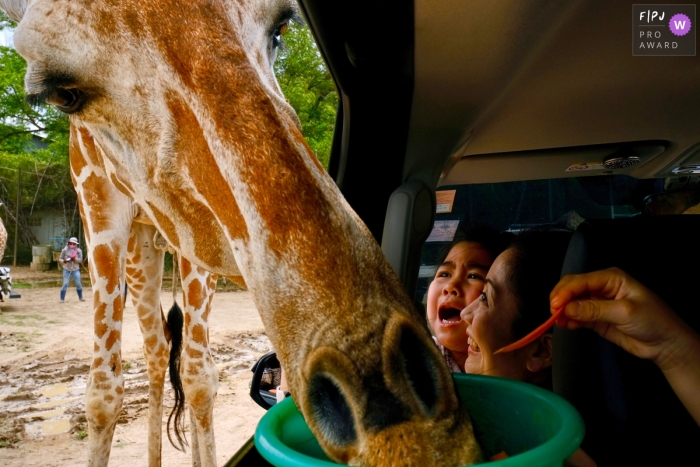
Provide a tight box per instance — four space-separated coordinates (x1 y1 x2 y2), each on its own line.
237 0 700 465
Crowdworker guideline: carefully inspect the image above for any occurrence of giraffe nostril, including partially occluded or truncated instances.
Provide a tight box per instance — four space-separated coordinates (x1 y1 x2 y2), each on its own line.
308 374 357 447
397 325 439 416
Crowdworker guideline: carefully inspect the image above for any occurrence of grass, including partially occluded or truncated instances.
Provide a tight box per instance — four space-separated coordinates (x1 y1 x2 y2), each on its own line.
77 430 88 440
0 440 9 448
0 315 45 327
123 362 131 371
11 281 32 289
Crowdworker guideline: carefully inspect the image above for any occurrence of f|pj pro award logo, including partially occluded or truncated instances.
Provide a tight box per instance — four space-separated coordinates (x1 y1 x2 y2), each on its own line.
633 4 695 56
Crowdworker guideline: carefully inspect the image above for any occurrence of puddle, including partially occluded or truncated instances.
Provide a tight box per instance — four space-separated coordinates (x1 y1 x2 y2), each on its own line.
19 408 66 419
32 396 81 410
42 418 71 435
40 382 70 398
0 331 271 445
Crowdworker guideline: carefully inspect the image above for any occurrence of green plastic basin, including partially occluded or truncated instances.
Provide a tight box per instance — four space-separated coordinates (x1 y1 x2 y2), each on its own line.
255 373 585 466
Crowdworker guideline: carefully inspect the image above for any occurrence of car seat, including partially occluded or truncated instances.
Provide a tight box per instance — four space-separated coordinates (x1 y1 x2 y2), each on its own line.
554 215 700 466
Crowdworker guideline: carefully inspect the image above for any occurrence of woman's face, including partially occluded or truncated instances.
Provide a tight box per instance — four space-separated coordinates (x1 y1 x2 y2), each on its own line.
426 241 493 354
460 249 532 379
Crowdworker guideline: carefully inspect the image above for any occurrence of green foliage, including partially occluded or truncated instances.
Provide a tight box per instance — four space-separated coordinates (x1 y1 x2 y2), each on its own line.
0 16 76 256
0 46 70 156
275 23 338 168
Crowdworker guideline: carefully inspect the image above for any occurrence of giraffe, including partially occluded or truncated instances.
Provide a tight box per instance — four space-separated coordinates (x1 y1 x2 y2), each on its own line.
2 1 484 466
71 126 221 466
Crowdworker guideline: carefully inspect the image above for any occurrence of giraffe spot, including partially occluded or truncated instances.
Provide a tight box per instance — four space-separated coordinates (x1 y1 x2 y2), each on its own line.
115 386 124 395
92 357 104 370
181 259 192 282
109 353 122 376
105 330 121 352
69 126 89 178
93 371 109 384
92 243 121 294
156 344 168 358
191 324 207 345
186 346 203 359
94 303 109 338
187 279 205 310
127 235 137 254
140 313 156 329
144 334 158 349
186 362 203 375
83 173 124 236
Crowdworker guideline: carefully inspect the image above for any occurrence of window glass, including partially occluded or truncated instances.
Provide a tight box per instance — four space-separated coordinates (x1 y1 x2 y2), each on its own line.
416 174 665 305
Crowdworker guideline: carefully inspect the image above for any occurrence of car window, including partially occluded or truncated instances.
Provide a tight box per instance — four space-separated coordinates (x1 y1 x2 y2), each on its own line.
415 174 698 305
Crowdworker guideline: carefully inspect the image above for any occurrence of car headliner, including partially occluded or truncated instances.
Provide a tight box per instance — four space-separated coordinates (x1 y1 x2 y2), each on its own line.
299 0 699 240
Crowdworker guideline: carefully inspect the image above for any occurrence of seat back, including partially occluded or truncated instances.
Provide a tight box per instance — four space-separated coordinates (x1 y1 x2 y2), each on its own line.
554 215 700 465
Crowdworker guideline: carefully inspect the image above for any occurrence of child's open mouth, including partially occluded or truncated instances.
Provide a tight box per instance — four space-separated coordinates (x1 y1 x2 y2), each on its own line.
438 306 462 325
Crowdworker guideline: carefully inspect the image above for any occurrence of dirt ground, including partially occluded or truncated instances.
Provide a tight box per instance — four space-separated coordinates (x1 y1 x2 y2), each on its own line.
0 266 270 466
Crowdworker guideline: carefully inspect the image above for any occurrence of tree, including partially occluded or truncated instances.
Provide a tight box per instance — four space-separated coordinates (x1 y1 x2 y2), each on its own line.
0 11 76 262
275 23 338 168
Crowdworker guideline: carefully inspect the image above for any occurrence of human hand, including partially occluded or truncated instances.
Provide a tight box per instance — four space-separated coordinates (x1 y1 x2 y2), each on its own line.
550 267 693 371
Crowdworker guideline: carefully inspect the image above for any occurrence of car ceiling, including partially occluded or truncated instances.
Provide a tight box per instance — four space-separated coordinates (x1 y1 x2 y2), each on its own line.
411 0 700 186
299 0 700 241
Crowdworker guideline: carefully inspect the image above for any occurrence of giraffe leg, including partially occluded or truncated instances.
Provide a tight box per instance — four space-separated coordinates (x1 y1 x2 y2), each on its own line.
72 126 134 467
82 208 130 466
125 222 168 467
189 409 202 467
179 257 218 467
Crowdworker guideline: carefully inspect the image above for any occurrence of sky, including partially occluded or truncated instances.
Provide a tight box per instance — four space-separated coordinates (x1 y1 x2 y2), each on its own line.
0 28 13 47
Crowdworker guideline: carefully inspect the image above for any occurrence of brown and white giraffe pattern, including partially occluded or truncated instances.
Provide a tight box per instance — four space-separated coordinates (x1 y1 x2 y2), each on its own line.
3 0 483 465
71 126 220 467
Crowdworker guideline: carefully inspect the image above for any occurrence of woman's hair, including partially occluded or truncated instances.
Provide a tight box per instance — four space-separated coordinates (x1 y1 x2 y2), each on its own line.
506 226 573 340
433 225 515 269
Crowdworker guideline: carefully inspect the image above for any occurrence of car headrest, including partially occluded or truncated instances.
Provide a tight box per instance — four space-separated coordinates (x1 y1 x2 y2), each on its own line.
554 215 700 465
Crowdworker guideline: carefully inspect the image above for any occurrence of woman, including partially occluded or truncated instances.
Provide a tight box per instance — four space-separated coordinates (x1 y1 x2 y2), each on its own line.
459 228 571 387
59 237 85 303
426 226 513 371
460 228 596 466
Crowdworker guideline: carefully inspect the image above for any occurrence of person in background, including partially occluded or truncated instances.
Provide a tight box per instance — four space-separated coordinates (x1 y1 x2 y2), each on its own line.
426 226 513 372
59 237 85 303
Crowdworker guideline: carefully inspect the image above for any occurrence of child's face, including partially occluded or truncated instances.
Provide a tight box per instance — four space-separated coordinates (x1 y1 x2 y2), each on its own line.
426 242 493 355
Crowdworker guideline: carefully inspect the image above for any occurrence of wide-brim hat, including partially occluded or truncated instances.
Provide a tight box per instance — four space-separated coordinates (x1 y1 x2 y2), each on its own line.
69 237 79 245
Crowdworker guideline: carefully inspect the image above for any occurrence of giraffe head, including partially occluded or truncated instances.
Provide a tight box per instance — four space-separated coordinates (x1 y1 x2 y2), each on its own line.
3 0 482 464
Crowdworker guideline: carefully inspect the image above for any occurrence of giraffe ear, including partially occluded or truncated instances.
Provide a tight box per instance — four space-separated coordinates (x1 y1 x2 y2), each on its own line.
300 346 364 454
382 314 459 418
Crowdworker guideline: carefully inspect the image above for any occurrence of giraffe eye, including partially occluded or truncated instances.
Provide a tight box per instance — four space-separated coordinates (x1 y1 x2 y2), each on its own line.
272 21 289 48
45 88 85 114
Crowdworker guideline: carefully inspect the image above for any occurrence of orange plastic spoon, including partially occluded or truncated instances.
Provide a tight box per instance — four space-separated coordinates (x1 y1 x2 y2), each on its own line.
494 307 565 354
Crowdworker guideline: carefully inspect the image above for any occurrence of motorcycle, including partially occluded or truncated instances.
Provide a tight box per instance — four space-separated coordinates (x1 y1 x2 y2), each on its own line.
0 266 15 301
